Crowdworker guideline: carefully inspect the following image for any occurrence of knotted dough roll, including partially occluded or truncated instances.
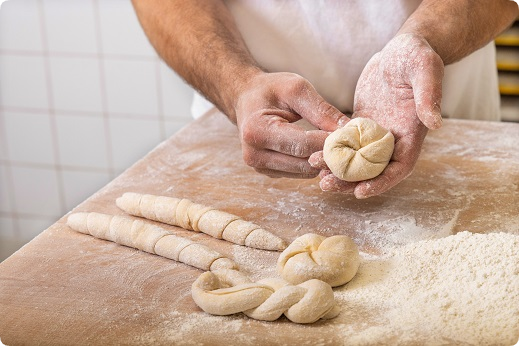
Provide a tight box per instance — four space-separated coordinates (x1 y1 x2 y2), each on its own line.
323 117 394 182
277 233 360 287
191 269 340 324
67 212 237 271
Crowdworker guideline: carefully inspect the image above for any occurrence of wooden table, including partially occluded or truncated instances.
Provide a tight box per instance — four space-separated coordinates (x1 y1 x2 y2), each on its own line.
1 111 518 345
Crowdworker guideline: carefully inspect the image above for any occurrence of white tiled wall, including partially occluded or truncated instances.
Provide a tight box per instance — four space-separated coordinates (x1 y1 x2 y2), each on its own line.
0 0 195 260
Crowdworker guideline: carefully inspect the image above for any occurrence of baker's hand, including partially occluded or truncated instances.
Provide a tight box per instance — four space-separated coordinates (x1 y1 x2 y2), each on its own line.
235 72 347 179
310 33 444 198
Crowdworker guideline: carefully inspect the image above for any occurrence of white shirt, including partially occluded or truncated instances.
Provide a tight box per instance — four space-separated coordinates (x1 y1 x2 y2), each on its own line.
192 0 500 121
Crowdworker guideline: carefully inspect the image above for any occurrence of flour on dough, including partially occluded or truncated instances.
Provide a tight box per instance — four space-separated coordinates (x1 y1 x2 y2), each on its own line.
323 117 394 182
277 233 360 287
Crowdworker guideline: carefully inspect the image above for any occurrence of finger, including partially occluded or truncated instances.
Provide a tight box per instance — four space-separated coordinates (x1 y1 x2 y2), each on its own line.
254 168 319 179
243 148 321 175
319 174 357 193
251 117 329 157
282 78 349 132
318 169 332 179
308 151 329 170
411 53 444 130
353 134 421 198
353 160 412 199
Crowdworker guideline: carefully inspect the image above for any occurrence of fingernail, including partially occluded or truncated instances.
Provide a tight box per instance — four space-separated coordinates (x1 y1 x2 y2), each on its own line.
319 180 331 191
354 191 370 199
337 116 350 128
355 184 373 199
308 156 318 167
434 114 443 128
432 105 443 129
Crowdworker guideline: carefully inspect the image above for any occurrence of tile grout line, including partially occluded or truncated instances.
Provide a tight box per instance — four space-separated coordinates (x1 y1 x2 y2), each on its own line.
155 58 167 141
0 159 113 173
0 105 193 122
38 0 67 216
0 109 20 237
0 49 156 61
93 0 116 180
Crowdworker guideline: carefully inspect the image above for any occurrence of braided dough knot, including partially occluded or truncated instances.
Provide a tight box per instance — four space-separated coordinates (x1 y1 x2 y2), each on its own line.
323 117 394 182
277 233 360 287
191 270 340 324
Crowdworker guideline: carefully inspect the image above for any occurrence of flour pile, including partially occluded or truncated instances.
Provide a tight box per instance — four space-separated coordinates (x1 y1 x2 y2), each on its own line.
335 231 519 345
134 231 518 345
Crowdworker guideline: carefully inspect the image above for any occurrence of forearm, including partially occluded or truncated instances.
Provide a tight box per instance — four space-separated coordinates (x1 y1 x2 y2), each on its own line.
398 0 518 64
131 0 262 122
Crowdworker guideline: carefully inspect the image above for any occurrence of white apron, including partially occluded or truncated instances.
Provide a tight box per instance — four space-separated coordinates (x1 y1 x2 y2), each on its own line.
192 0 500 121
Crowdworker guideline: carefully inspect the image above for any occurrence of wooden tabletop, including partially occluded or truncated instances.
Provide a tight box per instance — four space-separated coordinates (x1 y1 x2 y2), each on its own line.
0 110 518 345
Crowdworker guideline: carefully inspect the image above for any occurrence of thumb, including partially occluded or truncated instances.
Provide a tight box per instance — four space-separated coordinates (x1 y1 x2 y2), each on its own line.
288 79 349 132
411 54 444 130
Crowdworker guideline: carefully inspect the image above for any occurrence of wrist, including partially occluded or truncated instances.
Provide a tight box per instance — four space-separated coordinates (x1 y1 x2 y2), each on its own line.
224 66 265 124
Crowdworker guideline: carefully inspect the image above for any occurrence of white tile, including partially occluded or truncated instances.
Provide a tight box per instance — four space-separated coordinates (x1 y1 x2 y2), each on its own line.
56 115 109 169
0 163 13 213
104 59 158 115
18 216 56 241
0 0 43 51
42 0 98 54
0 111 7 161
0 216 16 238
159 61 195 120
3 111 55 165
50 56 103 113
10 165 62 217
164 119 191 138
62 169 110 211
109 118 161 171
0 233 27 262
97 0 156 57
0 54 49 109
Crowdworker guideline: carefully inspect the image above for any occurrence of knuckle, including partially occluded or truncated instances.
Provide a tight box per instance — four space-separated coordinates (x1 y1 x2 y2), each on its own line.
290 141 309 158
317 100 338 121
285 75 310 97
255 168 281 179
240 122 257 145
300 162 318 176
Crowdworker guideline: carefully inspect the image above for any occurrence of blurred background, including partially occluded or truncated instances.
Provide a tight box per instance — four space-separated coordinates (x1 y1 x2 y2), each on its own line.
0 0 195 260
1 1 518 261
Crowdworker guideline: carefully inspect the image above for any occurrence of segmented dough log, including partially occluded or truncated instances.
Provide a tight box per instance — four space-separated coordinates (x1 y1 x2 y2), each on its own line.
191 269 340 324
116 193 287 251
67 212 237 271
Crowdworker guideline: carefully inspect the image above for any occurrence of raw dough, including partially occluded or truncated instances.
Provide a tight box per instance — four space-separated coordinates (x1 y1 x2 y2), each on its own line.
67 212 237 271
323 117 394 182
116 193 287 251
191 269 340 324
277 233 360 287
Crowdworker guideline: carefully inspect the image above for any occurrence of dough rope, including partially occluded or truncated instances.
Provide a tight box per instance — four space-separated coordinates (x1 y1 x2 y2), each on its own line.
67 212 237 271
277 233 360 287
191 269 340 324
323 117 395 182
116 192 287 251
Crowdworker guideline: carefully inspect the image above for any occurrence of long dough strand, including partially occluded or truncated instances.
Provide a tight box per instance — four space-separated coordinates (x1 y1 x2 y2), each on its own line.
191 269 341 324
67 212 237 271
116 193 287 251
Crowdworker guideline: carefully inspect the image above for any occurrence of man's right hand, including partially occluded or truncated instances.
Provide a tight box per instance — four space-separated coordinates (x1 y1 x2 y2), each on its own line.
132 0 346 178
234 72 347 179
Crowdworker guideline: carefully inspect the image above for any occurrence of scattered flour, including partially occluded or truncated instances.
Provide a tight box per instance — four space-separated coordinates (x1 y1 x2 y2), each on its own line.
134 231 518 346
334 231 519 345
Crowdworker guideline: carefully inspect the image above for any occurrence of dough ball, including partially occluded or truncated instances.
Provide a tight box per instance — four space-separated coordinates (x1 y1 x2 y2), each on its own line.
277 233 360 287
323 117 394 182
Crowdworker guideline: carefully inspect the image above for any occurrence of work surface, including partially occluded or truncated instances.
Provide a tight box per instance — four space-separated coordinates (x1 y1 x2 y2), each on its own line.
1 111 518 345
